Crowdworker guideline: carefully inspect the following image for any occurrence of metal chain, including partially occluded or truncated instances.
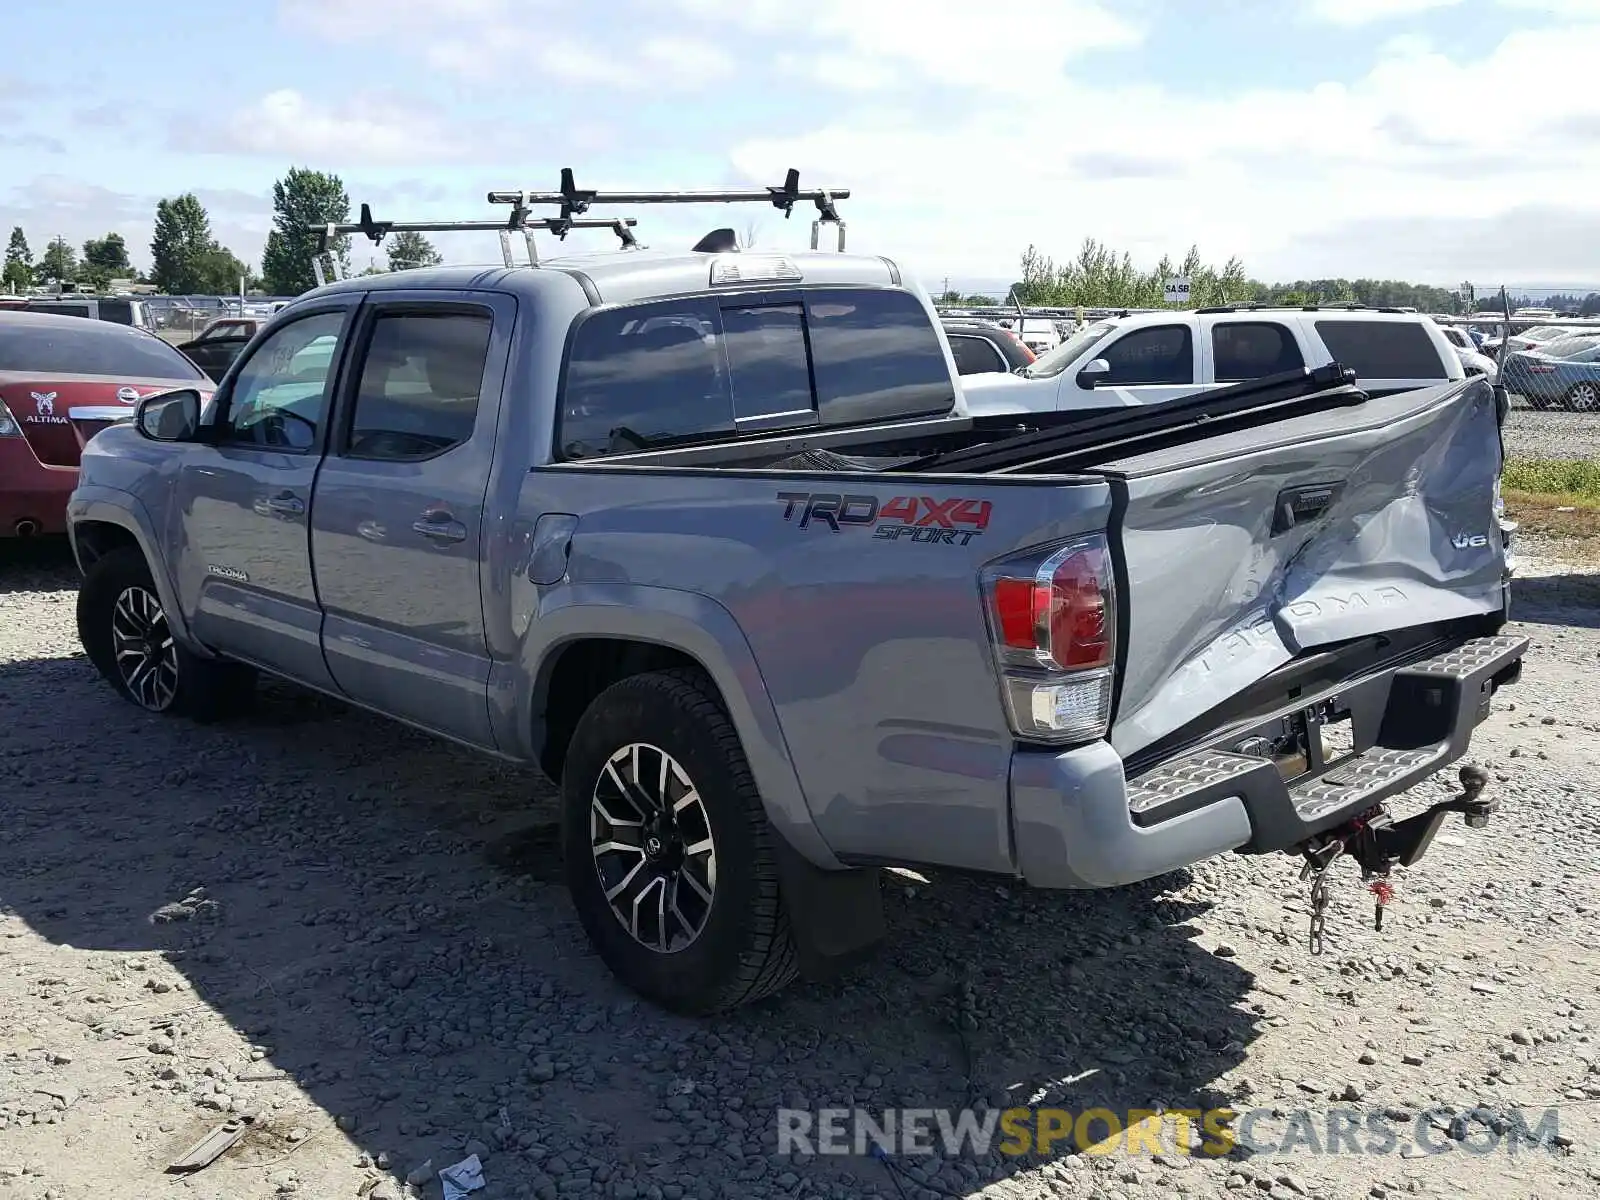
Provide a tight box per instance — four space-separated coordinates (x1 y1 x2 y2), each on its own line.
1306 843 1345 956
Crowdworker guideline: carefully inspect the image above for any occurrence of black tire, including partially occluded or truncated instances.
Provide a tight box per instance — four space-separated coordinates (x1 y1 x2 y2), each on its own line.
1563 381 1600 413
77 546 257 720
561 668 797 1015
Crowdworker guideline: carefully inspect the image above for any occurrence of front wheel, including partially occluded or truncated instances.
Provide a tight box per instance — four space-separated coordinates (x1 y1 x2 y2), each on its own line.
1564 381 1600 412
77 547 256 719
560 669 798 1014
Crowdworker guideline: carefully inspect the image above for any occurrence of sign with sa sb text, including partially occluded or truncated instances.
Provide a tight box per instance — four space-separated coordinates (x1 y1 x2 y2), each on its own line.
1164 277 1191 304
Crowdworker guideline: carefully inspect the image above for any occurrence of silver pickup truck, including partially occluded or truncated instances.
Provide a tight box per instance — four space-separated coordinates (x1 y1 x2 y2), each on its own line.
66 210 1525 1014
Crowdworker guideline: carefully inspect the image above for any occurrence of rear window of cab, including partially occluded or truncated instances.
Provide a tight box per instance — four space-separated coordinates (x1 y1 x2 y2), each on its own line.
557 286 954 459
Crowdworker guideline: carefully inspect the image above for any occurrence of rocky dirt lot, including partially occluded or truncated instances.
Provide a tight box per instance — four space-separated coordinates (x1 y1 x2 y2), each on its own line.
1502 400 1600 461
1 534 1598 1200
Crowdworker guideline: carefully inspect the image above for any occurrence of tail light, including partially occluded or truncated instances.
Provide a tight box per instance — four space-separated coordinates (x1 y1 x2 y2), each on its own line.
980 535 1117 744
0 399 19 438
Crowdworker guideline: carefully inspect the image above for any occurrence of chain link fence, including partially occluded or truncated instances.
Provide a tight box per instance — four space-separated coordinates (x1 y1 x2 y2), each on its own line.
1446 318 1600 412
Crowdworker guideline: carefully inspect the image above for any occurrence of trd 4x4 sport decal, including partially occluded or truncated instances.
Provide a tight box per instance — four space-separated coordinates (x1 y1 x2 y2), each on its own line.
776 491 992 546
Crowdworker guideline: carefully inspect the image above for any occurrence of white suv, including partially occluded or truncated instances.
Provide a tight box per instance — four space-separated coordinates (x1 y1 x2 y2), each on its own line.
959 307 1465 415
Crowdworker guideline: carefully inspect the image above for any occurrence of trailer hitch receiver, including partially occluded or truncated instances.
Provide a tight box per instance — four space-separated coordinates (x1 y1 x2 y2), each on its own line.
1298 764 1495 954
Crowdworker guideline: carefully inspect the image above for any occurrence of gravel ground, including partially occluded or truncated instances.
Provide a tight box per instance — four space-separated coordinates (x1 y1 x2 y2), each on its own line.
1502 401 1600 461
1 537 1598 1200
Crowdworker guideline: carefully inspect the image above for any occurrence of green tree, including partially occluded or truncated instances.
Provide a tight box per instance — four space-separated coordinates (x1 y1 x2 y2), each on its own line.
261 167 350 295
4 227 32 291
3 228 31 294
150 194 217 293
82 232 131 275
1013 239 1250 309
386 230 442 272
193 245 254 294
77 232 133 289
37 236 77 286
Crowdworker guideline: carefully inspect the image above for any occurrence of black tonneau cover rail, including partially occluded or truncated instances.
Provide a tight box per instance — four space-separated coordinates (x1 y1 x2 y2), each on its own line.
905 362 1365 475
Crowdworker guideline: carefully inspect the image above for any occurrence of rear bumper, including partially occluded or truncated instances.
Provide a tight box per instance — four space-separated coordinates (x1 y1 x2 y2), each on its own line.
1010 633 1527 889
0 439 75 535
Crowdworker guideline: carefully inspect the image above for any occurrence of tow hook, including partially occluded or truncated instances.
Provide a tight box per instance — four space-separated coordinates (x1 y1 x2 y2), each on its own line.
1298 764 1494 955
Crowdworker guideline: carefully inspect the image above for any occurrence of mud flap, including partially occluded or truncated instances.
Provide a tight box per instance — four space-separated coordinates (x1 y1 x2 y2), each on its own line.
770 830 886 981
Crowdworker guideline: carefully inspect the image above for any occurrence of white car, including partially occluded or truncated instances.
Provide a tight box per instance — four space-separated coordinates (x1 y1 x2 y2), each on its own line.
960 307 1466 415
1438 325 1499 381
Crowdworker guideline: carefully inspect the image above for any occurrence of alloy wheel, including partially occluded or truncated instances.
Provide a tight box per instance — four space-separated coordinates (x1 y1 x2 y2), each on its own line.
111 585 179 711
590 742 717 953
1569 382 1599 412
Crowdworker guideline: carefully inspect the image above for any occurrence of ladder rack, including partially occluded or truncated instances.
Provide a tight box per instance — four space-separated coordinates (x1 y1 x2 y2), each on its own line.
307 203 642 286
306 167 853 287
485 167 851 251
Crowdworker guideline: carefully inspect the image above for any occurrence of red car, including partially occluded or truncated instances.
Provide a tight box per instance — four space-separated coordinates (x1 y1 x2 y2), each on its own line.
0 311 212 538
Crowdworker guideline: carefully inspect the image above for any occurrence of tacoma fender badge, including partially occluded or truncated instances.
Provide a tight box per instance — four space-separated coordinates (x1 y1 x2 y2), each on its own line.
207 564 249 583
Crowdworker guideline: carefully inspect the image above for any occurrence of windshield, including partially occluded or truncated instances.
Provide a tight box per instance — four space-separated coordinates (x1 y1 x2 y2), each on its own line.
1535 335 1600 360
0 320 207 380
1021 321 1116 379
1522 326 1569 342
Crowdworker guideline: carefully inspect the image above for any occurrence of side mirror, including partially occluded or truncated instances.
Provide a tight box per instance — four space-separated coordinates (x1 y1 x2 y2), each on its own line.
136 388 203 442
1076 358 1111 389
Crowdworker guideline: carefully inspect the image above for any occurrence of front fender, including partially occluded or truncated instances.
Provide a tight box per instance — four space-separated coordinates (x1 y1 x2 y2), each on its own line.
66 484 209 655
489 582 843 871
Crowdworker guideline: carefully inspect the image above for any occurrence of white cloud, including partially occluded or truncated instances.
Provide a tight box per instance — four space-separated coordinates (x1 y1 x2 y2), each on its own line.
280 0 733 91
674 0 1144 93
724 22 1600 285
1305 0 1463 25
172 90 471 166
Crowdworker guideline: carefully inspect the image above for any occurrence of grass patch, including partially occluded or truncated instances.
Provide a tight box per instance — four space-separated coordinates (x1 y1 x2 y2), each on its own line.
1502 457 1600 505
1503 459 1600 556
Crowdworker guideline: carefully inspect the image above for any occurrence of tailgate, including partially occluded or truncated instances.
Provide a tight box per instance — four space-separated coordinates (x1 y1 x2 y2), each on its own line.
1089 378 1505 758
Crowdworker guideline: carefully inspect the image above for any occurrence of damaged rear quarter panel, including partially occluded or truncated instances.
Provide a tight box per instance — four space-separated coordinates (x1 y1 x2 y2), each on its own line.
1099 380 1506 759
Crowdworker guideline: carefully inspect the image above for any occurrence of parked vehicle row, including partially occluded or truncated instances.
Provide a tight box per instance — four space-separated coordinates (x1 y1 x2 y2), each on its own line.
59 212 1523 1017
955 306 1466 416
1499 333 1600 411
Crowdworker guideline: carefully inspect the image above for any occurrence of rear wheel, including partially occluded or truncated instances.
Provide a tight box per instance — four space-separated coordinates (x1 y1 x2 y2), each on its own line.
77 547 256 719
560 669 797 1014
1564 381 1600 412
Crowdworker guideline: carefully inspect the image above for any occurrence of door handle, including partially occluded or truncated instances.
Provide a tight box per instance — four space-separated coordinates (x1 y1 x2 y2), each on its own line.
413 512 467 543
264 493 304 517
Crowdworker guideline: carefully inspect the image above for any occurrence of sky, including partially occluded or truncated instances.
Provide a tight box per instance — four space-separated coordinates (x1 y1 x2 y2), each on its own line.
4 0 1600 294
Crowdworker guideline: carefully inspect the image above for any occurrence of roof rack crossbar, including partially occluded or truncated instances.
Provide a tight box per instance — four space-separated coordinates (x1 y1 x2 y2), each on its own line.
485 167 850 226
302 211 642 273
305 215 638 240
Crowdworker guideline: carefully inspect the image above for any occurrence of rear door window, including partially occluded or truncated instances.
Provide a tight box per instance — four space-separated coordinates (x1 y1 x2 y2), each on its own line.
1098 325 1195 385
806 289 954 423
1212 322 1304 382
1314 320 1448 379
560 299 731 458
345 310 492 461
949 334 1006 375
98 300 134 325
0 321 207 379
